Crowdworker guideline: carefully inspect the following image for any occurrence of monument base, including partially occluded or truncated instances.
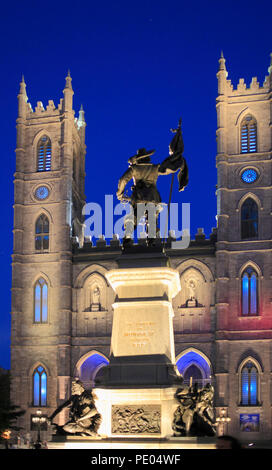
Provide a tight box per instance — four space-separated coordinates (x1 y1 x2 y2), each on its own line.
93 386 178 438
48 435 216 449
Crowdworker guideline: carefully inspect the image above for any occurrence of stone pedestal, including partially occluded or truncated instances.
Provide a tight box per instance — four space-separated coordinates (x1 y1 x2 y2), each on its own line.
95 387 178 438
95 247 182 438
109 268 179 359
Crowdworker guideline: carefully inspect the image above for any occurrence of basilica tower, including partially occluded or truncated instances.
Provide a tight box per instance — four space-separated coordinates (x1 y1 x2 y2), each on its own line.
215 54 272 438
11 73 86 433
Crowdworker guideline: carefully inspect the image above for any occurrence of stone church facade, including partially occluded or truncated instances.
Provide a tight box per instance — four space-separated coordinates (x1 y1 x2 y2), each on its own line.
11 55 272 442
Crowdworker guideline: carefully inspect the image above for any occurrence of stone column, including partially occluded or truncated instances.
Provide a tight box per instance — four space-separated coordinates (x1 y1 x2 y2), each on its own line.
95 247 182 438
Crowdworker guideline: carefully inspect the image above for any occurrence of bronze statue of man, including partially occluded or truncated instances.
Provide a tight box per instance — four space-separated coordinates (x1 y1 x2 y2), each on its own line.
116 120 188 245
48 379 101 437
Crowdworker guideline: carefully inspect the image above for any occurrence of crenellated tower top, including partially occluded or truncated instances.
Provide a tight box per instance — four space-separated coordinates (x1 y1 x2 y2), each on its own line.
217 52 272 96
17 72 85 135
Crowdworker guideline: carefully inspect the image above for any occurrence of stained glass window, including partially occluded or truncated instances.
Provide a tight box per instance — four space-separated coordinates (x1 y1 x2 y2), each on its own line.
34 278 48 323
35 215 49 251
241 361 258 405
37 136 51 171
33 366 47 407
241 115 257 153
242 267 258 316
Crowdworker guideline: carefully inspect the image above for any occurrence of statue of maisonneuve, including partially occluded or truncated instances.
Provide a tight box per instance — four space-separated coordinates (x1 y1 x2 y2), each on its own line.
116 120 188 245
48 379 102 437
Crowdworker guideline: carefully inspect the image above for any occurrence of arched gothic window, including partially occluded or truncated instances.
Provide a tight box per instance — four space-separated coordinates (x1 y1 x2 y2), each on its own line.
241 115 257 153
241 361 258 405
34 278 48 323
241 198 258 239
35 215 49 251
37 135 51 171
176 350 211 388
241 267 258 316
33 366 47 407
183 364 203 385
76 352 109 389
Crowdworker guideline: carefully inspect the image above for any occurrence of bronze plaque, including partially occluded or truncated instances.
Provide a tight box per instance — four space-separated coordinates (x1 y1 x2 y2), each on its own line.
111 404 161 434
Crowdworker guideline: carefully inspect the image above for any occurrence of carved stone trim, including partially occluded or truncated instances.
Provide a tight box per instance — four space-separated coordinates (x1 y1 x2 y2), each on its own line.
111 404 161 434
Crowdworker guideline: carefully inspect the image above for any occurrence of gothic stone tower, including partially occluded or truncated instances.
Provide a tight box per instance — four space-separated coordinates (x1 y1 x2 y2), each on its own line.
11 73 86 434
215 54 272 439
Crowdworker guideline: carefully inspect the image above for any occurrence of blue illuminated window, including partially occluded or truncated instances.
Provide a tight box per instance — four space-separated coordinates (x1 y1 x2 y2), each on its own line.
176 351 211 388
241 361 258 406
33 366 47 407
79 353 109 387
241 198 258 239
241 115 257 153
241 169 258 184
34 278 48 323
35 214 49 251
37 136 51 171
242 267 258 316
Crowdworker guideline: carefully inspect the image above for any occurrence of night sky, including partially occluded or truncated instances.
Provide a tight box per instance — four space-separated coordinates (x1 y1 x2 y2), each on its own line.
0 0 271 369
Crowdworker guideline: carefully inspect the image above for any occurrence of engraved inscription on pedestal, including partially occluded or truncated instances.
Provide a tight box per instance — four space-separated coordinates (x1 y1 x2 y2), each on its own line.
124 320 156 349
111 405 161 434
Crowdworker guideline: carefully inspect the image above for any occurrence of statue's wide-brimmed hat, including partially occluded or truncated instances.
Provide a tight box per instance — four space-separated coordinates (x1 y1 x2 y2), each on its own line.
128 148 155 164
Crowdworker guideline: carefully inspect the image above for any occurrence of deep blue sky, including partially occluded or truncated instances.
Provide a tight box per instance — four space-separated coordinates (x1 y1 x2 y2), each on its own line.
0 0 271 369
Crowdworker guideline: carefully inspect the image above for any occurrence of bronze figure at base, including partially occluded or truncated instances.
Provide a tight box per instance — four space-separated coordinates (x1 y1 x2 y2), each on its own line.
48 379 102 437
173 383 217 437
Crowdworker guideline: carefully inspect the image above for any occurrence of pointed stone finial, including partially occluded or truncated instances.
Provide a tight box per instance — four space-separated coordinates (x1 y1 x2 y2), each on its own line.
218 51 226 71
63 69 74 110
79 104 85 117
19 74 27 94
218 51 228 79
78 104 86 128
268 52 272 75
65 69 73 89
17 74 29 117
18 74 28 104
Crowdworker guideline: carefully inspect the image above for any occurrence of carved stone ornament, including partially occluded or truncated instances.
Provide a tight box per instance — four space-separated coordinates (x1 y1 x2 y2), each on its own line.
112 405 161 434
91 285 101 311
